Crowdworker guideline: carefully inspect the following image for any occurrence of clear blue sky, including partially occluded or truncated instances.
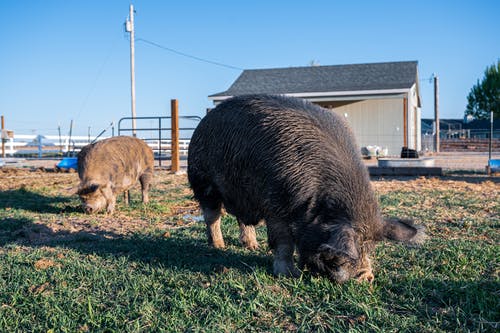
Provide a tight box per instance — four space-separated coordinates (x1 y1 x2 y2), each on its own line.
1 0 499 137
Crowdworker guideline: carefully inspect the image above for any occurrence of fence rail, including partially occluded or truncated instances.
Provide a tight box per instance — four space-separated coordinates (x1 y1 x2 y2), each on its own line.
1 134 105 157
1 134 192 158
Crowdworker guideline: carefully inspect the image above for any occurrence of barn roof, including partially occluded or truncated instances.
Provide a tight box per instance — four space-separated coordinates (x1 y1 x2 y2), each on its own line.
210 61 419 99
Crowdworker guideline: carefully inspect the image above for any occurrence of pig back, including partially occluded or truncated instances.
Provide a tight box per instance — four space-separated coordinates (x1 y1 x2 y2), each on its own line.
188 94 371 223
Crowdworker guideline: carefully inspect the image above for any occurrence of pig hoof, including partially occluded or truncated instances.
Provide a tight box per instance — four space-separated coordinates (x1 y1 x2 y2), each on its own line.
210 239 225 249
240 238 259 250
356 270 374 283
243 241 259 251
273 261 301 278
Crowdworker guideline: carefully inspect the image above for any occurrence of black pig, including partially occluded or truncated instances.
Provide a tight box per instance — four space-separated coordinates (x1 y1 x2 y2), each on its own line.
188 94 425 282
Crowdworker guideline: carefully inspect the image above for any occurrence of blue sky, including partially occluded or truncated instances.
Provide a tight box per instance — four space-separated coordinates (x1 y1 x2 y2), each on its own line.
1 0 499 136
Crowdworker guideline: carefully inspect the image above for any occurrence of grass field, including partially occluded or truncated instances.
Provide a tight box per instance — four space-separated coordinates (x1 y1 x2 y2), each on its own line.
0 167 498 332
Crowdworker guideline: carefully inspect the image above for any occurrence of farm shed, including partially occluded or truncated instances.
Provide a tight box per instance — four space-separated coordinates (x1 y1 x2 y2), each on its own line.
209 61 422 156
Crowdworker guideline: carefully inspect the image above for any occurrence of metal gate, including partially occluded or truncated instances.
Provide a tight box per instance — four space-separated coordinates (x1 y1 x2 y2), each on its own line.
117 115 201 167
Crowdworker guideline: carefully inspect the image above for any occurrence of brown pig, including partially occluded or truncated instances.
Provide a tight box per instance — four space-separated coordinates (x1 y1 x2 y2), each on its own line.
77 136 154 214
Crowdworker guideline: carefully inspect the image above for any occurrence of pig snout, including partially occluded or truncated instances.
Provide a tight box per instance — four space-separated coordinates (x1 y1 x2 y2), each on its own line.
81 201 102 214
79 194 108 214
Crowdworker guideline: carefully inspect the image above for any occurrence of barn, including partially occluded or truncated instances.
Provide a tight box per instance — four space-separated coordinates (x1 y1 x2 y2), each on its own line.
209 61 422 156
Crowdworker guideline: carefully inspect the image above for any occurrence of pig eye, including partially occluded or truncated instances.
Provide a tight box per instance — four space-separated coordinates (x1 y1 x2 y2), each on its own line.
78 184 100 196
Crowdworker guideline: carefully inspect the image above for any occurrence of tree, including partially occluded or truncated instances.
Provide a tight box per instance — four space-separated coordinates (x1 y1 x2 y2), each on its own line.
465 60 500 120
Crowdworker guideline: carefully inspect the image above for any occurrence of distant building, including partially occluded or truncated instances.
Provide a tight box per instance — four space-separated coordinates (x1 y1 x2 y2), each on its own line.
209 61 421 156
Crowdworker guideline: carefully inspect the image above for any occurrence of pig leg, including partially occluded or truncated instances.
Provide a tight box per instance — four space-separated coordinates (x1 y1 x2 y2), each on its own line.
191 179 225 248
267 220 300 277
123 190 130 206
356 255 374 283
238 219 259 250
101 185 116 214
139 171 153 204
202 202 225 249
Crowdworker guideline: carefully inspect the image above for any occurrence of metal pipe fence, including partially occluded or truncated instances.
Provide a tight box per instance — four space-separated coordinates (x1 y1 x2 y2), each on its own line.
117 115 201 167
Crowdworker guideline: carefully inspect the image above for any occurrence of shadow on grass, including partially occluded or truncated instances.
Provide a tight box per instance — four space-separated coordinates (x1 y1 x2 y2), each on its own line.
0 188 81 214
386 277 499 332
0 216 271 275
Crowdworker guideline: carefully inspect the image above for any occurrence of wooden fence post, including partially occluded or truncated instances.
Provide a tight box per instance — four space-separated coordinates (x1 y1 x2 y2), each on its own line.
171 99 180 173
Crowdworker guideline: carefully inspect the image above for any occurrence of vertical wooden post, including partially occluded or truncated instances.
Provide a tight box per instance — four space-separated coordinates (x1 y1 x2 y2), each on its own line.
403 97 408 147
434 76 440 153
1 115 5 158
171 99 180 173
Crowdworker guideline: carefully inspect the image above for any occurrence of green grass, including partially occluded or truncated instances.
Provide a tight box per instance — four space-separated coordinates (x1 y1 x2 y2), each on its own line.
0 171 498 332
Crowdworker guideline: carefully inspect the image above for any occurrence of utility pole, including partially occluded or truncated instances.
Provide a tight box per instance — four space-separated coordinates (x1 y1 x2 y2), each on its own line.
1 115 5 158
68 120 74 157
126 4 137 137
434 75 440 153
58 124 62 155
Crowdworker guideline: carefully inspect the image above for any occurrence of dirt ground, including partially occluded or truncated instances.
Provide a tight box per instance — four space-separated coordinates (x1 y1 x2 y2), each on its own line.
1 158 498 246
0 167 198 244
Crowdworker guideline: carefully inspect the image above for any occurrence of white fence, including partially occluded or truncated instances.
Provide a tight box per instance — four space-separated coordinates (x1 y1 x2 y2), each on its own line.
1 134 190 158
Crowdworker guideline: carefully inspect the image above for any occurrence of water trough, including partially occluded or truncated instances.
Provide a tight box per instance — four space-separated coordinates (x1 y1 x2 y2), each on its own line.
369 157 442 176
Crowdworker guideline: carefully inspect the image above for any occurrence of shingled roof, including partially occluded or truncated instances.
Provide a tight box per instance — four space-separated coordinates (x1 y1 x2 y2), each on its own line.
210 61 419 98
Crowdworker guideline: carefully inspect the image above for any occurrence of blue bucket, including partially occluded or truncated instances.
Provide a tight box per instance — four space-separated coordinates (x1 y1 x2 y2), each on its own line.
489 159 500 172
57 157 78 170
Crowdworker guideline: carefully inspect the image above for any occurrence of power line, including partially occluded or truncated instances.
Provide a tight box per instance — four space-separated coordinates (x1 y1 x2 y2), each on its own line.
74 38 119 122
136 37 243 71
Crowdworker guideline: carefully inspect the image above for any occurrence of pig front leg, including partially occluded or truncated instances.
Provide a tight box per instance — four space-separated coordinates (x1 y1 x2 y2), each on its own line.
356 255 374 283
238 219 259 250
100 184 116 214
267 219 300 278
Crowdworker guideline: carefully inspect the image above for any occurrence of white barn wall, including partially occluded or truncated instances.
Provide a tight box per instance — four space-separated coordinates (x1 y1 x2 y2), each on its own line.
330 98 404 156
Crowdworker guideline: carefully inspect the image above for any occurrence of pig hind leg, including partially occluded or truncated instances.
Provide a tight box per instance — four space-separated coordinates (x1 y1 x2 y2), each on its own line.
139 170 153 204
123 190 130 206
193 181 225 248
203 202 224 248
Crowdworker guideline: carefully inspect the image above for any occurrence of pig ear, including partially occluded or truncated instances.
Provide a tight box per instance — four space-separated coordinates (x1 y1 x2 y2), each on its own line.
77 184 100 195
382 217 426 245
